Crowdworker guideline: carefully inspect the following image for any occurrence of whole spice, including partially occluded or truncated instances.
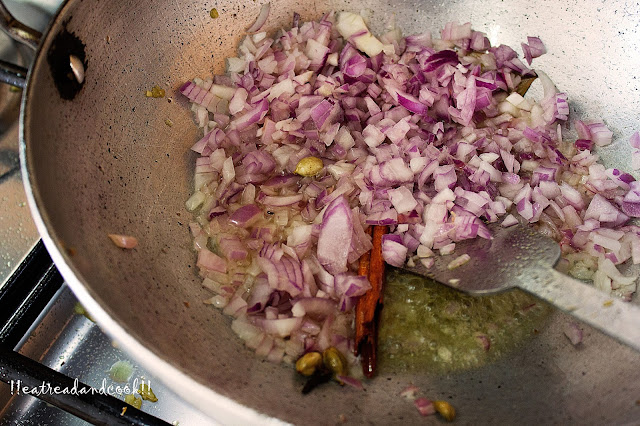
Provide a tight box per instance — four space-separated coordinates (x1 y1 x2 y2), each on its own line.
295 352 323 376
294 156 324 176
297 347 353 393
355 225 387 377
433 400 456 422
323 347 347 378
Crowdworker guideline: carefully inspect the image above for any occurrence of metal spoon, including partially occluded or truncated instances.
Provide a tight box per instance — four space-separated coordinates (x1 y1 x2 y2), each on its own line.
400 222 640 352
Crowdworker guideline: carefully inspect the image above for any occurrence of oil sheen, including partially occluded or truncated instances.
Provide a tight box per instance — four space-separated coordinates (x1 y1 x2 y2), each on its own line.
378 268 553 373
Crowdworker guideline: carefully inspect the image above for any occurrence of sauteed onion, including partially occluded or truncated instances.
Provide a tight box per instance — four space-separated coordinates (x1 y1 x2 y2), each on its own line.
181 10 640 373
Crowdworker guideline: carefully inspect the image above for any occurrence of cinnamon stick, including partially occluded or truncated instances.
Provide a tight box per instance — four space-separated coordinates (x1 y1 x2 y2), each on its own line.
355 225 387 378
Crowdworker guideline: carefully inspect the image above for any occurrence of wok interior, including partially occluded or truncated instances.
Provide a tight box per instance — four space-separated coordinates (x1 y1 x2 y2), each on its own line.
22 0 640 422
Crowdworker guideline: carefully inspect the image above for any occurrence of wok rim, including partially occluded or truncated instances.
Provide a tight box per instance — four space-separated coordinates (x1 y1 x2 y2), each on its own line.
13 0 640 423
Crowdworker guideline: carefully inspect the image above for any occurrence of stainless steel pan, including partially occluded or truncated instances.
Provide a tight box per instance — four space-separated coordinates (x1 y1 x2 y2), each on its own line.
3 0 640 423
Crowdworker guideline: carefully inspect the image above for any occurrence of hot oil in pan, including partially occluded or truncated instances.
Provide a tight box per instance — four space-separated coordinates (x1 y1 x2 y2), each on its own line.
378 268 553 373
47 20 86 100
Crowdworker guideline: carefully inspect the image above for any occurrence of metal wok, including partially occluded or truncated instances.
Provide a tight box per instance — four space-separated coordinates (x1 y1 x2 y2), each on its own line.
6 0 640 423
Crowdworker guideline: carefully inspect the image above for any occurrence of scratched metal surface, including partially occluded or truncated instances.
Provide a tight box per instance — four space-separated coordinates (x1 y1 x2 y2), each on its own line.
0 16 33 287
15 0 640 424
0 0 71 287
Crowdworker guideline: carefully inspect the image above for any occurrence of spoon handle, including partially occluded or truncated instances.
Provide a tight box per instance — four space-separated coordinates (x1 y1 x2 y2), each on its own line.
519 267 640 352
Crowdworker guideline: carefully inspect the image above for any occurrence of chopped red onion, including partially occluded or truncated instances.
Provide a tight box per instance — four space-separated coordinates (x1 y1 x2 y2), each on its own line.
337 375 364 390
414 397 436 416
254 317 302 338
229 204 262 228
108 234 138 249
563 322 583 346
388 186 418 214
470 31 489 51
230 99 269 131
381 234 408 267
475 333 491 351
218 234 249 261
291 297 337 319
246 2 271 33
501 214 519 227
317 196 353 274
397 92 428 115
587 121 613 146
521 36 546 65
585 194 629 226
259 194 304 207
630 131 640 149
182 11 640 376
197 249 228 274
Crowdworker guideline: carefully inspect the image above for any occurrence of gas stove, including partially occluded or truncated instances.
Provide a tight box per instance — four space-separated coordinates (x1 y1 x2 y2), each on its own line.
0 2 213 424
